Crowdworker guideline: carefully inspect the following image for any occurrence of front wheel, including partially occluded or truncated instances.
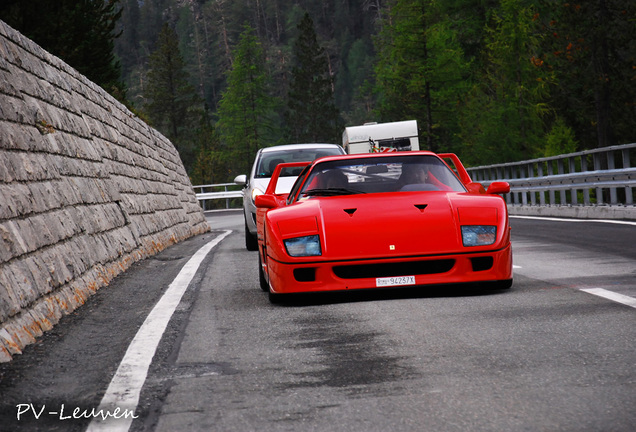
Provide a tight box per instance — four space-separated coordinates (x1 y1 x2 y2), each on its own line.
245 220 258 251
258 253 268 291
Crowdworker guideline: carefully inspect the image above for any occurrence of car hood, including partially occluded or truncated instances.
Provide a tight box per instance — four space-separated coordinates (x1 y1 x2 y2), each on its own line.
272 192 507 260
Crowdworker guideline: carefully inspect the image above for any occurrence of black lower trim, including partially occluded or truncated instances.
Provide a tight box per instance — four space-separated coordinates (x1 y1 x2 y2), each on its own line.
333 259 455 279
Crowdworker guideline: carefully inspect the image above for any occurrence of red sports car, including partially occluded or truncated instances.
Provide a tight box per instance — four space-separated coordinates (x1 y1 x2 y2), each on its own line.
255 151 512 302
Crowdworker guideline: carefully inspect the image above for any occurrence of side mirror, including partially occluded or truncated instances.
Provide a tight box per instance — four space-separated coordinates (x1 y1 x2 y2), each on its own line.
234 174 247 186
465 182 486 194
486 181 510 195
254 194 278 209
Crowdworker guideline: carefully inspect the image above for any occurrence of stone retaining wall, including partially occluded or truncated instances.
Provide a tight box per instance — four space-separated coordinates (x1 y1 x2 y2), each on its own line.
0 21 210 362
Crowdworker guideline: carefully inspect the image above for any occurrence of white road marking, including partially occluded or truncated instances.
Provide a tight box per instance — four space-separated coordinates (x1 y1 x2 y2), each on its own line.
580 288 636 309
86 230 232 432
513 265 522 269
510 215 636 226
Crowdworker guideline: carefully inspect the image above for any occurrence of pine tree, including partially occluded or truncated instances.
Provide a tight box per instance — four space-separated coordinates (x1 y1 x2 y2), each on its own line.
145 23 202 170
190 114 226 186
458 0 549 164
286 13 341 144
146 24 195 138
216 25 280 176
374 0 470 152
537 0 636 149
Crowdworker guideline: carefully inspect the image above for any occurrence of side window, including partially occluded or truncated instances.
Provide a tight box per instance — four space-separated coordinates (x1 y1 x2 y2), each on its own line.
287 165 311 204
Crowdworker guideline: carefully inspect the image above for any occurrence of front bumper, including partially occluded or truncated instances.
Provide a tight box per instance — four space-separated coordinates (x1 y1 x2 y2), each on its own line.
266 244 513 294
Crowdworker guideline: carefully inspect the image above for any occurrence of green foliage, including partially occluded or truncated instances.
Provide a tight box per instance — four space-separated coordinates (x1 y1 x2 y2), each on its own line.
374 0 471 152
543 117 577 157
535 0 636 149
144 24 203 171
0 0 125 99
458 0 549 165
337 38 376 124
216 25 281 177
286 13 341 144
190 115 225 186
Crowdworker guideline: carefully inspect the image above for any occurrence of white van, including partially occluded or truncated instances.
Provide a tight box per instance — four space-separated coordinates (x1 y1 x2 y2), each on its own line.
342 120 419 154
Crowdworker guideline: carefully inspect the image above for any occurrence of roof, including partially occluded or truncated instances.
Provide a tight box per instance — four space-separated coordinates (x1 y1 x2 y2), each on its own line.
259 143 342 154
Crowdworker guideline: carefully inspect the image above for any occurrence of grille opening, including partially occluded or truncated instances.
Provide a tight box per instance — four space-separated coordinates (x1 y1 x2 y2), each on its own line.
470 256 494 272
333 259 455 279
294 267 316 282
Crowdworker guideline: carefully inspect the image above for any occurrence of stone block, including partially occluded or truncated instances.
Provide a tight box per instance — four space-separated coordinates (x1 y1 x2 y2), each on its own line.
41 246 74 289
10 219 38 254
4 260 40 308
26 214 56 249
0 221 29 259
23 255 54 296
26 181 61 214
0 182 32 219
0 269 21 320
0 327 22 355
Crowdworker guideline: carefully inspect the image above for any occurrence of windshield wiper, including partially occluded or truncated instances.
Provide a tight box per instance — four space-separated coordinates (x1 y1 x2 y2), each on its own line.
304 188 366 196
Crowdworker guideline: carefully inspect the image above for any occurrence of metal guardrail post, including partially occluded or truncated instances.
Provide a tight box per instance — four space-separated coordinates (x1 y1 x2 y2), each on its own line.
608 151 617 204
568 157 577 205
593 153 603 205
581 156 590 205
624 149 633 205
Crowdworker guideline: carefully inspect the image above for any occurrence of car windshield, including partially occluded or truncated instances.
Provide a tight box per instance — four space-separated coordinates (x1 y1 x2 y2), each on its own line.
255 148 342 178
296 155 466 200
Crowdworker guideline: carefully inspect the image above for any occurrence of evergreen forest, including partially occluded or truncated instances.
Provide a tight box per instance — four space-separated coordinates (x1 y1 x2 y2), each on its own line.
1 0 635 185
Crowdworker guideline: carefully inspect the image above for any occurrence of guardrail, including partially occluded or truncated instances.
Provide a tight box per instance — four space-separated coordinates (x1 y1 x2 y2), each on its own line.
466 143 635 213
193 144 635 218
193 183 242 210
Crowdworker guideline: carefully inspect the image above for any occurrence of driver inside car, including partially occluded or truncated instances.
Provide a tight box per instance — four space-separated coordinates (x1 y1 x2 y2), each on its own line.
311 169 348 189
398 162 454 191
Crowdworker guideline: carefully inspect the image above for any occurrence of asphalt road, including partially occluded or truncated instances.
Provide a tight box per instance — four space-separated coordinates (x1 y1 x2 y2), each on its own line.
0 209 634 432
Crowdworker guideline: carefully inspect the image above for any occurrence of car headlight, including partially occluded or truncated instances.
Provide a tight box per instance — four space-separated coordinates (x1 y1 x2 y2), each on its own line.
461 226 497 247
251 187 264 202
284 235 322 257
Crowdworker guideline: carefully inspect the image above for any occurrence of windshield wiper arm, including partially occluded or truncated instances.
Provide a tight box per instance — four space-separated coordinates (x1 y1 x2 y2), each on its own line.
305 188 366 196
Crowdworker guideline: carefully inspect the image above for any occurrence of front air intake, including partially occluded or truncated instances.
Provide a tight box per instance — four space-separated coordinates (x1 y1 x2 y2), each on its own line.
470 256 494 272
293 267 316 282
333 259 455 279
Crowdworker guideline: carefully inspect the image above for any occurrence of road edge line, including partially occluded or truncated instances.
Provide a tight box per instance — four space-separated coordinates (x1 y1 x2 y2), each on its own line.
86 230 232 432
580 288 636 309
510 215 636 226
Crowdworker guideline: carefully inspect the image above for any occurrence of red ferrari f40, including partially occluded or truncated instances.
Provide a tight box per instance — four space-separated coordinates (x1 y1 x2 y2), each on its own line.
254 151 512 302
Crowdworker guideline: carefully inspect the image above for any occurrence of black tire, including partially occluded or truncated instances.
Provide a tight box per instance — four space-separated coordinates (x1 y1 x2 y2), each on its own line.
258 253 269 292
245 220 258 251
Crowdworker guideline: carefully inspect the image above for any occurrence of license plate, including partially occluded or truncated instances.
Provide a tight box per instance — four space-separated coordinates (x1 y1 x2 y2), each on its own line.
376 276 416 287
